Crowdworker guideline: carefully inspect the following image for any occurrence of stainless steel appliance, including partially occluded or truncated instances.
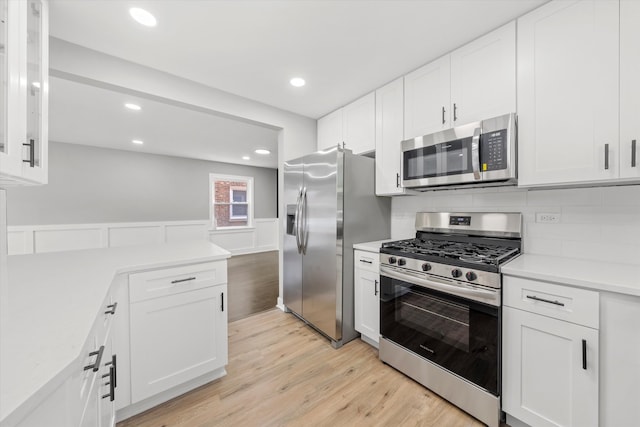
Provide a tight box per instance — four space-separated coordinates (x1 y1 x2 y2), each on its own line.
401 113 517 190
284 146 391 348
379 212 522 427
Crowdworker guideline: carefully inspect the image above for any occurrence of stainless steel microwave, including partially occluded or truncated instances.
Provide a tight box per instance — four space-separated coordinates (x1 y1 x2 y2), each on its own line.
401 113 517 190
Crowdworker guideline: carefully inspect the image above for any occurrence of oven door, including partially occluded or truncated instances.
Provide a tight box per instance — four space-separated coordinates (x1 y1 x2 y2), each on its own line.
401 121 482 188
380 272 499 395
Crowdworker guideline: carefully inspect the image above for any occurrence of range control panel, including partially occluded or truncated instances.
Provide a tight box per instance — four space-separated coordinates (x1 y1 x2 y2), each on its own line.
480 129 508 171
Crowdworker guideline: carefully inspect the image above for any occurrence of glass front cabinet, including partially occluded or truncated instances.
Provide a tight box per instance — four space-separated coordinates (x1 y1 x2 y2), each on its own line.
0 0 48 187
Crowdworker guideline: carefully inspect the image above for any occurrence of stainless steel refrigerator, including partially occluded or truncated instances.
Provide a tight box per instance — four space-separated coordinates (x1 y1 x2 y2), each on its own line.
283 146 391 348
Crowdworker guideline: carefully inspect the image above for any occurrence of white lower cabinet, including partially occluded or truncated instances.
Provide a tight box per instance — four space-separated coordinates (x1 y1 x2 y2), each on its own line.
129 284 228 402
354 249 380 346
503 276 599 427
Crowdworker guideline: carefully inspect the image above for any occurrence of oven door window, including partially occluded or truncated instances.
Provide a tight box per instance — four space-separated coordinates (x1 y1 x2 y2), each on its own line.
380 274 499 395
403 137 473 180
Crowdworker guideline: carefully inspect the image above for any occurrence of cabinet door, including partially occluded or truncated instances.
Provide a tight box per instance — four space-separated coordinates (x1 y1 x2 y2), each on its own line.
620 0 640 179
450 21 515 126
503 307 599 427
375 78 405 196
317 108 343 151
517 0 619 186
354 251 380 345
404 55 451 139
342 92 375 154
130 285 227 403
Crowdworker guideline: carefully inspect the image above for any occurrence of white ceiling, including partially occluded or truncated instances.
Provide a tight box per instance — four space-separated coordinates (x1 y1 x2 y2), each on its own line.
49 77 280 168
48 0 548 165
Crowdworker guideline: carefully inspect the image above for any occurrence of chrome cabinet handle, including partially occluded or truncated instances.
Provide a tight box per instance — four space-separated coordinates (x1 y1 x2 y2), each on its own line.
84 345 105 372
359 259 373 264
101 366 115 401
441 106 446 125
526 295 565 307
582 339 587 370
221 292 225 312
171 277 196 284
604 144 609 170
374 279 379 296
104 302 118 315
632 140 637 168
453 103 458 122
23 139 35 167
396 172 400 188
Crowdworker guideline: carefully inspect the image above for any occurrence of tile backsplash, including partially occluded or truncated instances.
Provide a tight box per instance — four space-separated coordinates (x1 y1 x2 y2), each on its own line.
391 184 640 265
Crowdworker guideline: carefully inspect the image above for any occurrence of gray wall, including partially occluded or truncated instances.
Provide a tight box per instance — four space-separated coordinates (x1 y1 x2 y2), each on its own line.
6 142 277 225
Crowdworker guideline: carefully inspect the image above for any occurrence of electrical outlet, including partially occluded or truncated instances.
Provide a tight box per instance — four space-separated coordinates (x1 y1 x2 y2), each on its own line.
536 212 561 223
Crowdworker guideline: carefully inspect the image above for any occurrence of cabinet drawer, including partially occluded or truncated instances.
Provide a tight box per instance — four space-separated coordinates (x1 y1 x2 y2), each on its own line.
129 261 226 303
355 250 379 273
504 276 599 329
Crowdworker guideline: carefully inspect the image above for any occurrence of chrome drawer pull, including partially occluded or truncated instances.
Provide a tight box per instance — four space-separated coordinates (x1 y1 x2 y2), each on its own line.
171 276 196 284
359 259 373 264
582 339 587 370
104 302 118 315
526 295 565 307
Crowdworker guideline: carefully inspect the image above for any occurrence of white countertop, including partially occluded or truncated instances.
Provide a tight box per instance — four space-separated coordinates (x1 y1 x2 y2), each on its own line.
353 239 395 253
502 254 640 297
0 241 230 425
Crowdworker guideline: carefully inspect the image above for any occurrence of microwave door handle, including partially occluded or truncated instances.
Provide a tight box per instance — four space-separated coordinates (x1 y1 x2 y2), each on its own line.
471 127 481 180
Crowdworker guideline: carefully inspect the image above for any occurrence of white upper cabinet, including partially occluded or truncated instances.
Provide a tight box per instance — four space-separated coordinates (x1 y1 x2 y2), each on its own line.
620 0 640 179
342 92 375 154
317 92 375 155
0 0 48 187
517 0 619 187
450 21 516 126
403 55 451 139
404 22 515 140
375 78 406 196
317 108 343 152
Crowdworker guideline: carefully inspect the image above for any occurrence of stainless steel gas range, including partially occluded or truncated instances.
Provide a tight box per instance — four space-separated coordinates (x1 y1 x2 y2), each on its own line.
378 212 522 427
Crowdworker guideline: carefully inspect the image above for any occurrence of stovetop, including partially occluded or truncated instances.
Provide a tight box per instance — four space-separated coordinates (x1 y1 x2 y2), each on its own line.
380 231 521 273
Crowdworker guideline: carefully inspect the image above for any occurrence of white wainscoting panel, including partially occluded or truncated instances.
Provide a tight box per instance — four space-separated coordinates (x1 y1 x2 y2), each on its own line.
35 227 104 253
7 219 279 256
109 226 163 248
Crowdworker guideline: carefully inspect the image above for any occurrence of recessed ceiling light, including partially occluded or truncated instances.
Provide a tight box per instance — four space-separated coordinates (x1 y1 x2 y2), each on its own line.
132 139 144 145
125 103 141 111
129 7 157 27
290 77 306 87
255 149 270 155
242 156 251 160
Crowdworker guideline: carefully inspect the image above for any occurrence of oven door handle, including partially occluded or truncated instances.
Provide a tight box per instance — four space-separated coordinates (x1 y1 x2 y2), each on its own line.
380 266 498 302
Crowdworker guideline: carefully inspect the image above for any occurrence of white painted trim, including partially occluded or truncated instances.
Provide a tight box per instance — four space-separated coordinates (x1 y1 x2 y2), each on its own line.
7 218 279 256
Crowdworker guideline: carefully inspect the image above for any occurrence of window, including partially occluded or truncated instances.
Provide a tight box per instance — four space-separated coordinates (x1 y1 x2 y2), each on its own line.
210 174 253 229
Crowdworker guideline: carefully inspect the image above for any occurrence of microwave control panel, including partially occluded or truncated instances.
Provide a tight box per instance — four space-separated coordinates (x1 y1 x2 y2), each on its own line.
480 129 508 171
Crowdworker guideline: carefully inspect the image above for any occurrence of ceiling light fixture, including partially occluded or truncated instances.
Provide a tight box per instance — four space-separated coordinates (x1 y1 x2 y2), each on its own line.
129 7 157 27
132 139 144 145
255 149 270 155
290 77 306 87
32 82 41 89
125 103 141 111
242 156 251 160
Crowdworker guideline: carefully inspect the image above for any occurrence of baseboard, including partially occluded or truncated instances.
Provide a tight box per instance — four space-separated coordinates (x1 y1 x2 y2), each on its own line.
359 333 380 349
116 367 226 422
276 297 286 311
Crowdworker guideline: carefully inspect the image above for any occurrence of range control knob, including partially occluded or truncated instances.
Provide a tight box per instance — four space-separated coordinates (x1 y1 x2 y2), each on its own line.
388 256 397 264
421 263 432 272
466 271 477 281
451 269 463 278
397 258 407 266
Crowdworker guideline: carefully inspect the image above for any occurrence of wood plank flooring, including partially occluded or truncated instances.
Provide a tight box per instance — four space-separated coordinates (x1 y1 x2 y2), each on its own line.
227 250 279 322
118 309 483 427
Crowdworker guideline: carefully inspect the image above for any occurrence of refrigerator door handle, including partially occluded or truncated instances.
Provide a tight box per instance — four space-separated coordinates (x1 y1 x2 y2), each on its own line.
301 187 308 255
295 188 303 253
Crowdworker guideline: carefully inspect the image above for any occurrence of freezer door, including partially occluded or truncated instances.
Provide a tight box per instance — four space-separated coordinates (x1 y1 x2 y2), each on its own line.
301 148 342 341
283 158 304 316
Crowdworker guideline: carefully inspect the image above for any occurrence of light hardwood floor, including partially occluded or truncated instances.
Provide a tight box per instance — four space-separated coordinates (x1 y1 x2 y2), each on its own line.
118 309 483 427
